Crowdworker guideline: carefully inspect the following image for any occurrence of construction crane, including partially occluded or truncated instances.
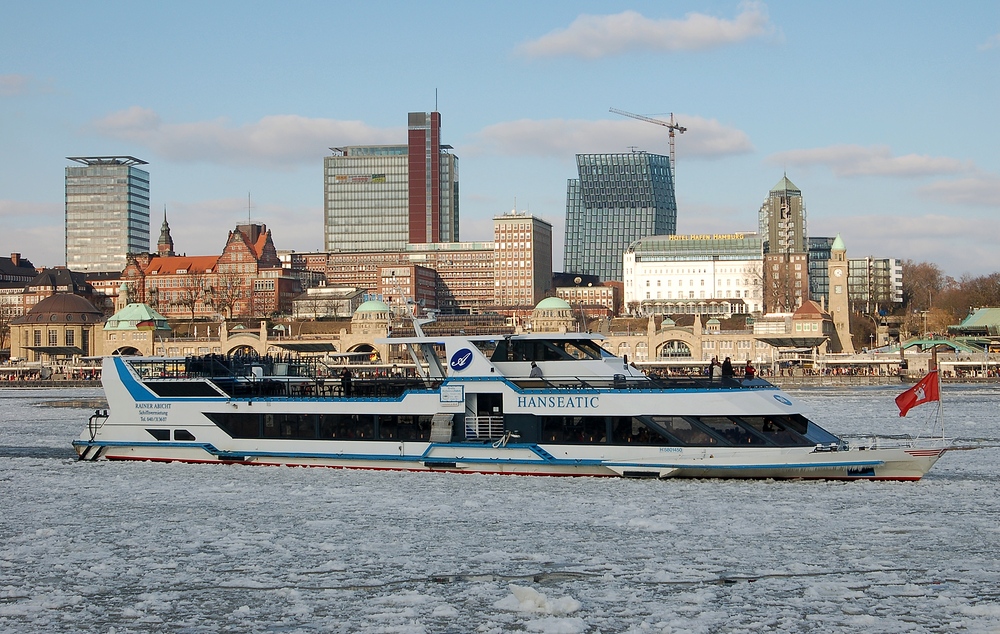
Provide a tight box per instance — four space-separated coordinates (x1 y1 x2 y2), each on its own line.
610 107 686 190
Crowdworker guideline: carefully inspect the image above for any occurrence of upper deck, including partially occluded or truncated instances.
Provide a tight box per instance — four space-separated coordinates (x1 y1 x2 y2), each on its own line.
118 353 775 401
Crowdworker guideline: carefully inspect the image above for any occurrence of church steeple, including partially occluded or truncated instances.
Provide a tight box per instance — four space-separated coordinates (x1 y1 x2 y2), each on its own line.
157 207 175 256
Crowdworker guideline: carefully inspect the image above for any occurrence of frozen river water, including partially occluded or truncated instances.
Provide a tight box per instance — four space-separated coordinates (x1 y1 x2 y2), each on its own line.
1 384 999 633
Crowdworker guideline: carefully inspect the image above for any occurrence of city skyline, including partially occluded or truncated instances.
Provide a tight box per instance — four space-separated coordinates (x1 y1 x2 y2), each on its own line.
2 1 998 277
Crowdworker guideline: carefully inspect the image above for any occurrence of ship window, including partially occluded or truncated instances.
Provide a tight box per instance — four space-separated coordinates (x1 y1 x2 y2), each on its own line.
556 340 604 360
540 416 608 443
173 429 196 441
317 413 375 440
377 415 432 441
737 416 811 446
696 416 766 446
609 417 674 446
789 415 840 445
647 416 718 446
206 413 260 438
146 429 170 441
500 338 605 363
264 413 318 439
490 339 511 362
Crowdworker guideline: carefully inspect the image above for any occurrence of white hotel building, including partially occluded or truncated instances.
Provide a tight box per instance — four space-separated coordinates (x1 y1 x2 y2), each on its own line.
623 233 764 317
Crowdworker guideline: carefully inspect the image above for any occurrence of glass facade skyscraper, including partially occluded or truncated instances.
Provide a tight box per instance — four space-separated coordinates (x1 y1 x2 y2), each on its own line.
324 145 411 252
324 112 458 252
65 156 150 273
563 152 676 282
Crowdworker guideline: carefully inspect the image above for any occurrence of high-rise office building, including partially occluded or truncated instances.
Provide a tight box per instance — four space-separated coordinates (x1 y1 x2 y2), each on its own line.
493 211 553 307
759 175 808 312
65 156 150 273
563 151 676 282
324 111 458 252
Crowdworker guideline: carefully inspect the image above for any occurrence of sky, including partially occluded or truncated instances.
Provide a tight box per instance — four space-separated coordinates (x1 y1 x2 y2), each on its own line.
2 1 999 279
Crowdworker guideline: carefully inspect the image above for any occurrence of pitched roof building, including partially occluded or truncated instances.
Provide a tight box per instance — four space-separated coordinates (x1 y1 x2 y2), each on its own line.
122 223 298 319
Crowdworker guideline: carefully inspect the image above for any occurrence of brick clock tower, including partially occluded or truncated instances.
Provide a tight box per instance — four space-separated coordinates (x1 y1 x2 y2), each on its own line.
827 234 854 353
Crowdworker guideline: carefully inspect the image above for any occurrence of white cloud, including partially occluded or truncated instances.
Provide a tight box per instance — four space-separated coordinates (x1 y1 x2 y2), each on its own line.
978 32 1000 51
811 212 1000 276
0 199 60 222
0 74 31 97
159 198 324 257
516 2 774 59
767 144 972 178
0 200 64 268
467 116 752 159
675 201 754 236
91 107 402 169
917 174 1000 207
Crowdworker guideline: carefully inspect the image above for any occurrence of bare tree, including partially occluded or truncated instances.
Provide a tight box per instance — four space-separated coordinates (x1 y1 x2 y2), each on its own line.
146 287 160 311
177 272 208 327
0 309 11 352
900 260 946 313
210 270 244 319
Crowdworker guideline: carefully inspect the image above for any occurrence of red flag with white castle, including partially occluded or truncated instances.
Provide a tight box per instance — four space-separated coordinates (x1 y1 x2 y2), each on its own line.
895 370 940 417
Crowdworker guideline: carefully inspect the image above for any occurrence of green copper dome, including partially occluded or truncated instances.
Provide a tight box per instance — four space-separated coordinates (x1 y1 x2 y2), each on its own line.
535 297 572 310
355 299 391 313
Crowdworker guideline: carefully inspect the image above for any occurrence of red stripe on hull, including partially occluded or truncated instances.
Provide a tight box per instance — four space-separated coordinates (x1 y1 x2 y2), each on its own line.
98 455 924 480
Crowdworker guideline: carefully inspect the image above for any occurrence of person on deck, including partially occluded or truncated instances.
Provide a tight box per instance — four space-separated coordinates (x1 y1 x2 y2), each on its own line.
340 367 353 397
721 357 734 378
744 360 756 381
709 357 722 380
529 362 543 378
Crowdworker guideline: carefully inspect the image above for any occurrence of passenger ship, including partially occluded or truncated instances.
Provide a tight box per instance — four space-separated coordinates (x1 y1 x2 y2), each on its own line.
74 328 948 480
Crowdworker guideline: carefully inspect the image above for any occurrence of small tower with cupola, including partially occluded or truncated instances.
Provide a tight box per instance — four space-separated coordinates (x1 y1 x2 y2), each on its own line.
827 234 854 353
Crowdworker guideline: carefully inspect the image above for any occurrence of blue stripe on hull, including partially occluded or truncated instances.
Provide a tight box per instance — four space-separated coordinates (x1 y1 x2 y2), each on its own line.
73 439 888 473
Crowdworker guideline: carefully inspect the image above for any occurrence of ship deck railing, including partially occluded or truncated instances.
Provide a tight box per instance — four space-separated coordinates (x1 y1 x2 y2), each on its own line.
512 375 775 391
465 416 505 439
129 355 443 399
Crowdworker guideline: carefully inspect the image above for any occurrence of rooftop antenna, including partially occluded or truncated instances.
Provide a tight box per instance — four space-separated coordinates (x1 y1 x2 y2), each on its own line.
247 192 251 224
435 88 438 112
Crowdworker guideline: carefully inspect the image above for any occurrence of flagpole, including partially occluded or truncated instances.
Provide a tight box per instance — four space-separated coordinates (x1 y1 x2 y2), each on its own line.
931 345 944 440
